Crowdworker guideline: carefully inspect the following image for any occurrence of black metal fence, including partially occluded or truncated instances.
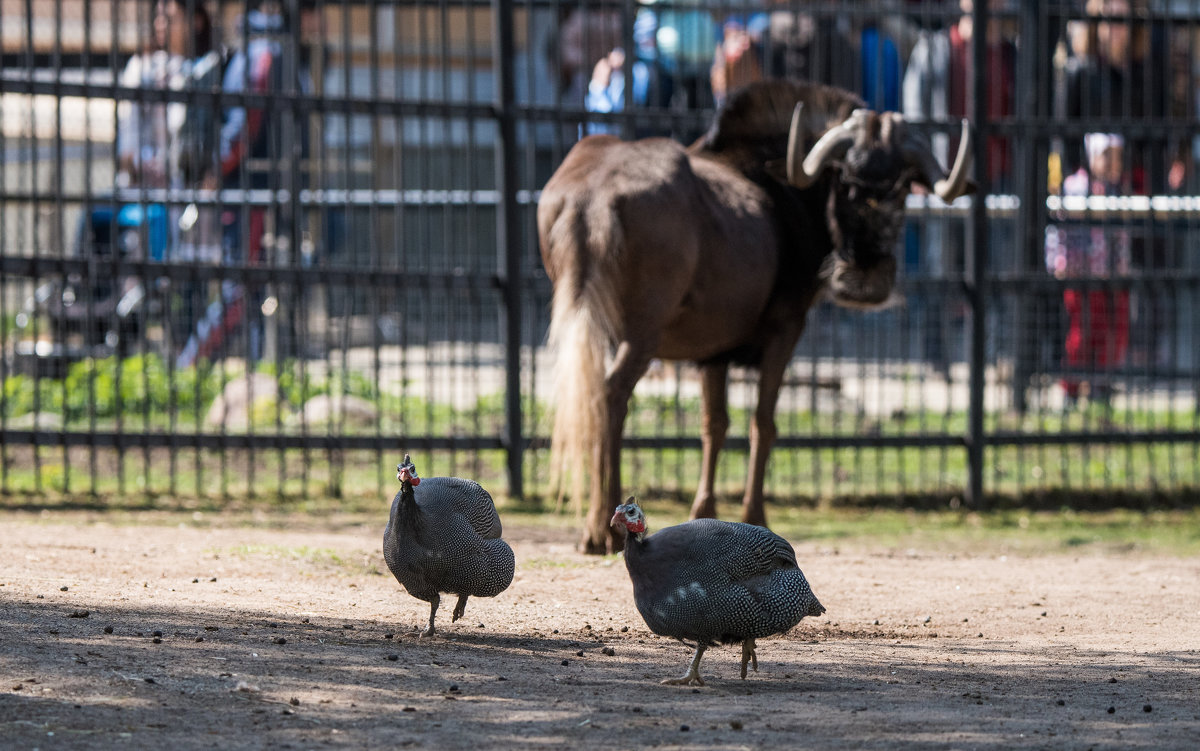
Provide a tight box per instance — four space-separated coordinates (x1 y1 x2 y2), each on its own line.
1 0 1197 507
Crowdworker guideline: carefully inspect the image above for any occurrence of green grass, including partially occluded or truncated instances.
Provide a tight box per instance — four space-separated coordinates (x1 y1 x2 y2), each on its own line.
501 499 1200 557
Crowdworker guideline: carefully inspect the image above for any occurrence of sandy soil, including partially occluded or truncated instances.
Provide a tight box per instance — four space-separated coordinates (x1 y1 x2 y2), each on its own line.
1 509 1198 750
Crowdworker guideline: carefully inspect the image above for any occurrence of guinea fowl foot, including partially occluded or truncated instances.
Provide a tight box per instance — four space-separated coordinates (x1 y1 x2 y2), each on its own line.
661 644 707 686
739 639 759 679
660 670 705 687
419 596 440 638
451 595 469 623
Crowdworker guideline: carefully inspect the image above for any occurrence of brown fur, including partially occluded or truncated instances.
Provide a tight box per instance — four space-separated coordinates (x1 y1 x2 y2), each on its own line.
539 80 967 553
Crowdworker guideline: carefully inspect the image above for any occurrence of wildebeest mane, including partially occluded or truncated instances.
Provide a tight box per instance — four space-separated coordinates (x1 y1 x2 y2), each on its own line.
697 79 865 166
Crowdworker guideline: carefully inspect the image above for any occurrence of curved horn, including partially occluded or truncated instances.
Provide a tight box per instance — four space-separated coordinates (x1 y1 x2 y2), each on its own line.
903 119 974 202
934 119 973 202
786 103 805 185
788 108 864 189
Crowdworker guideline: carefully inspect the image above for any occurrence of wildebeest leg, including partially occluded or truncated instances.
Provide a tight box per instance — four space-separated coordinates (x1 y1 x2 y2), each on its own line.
582 339 655 554
741 337 797 527
690 363 730 519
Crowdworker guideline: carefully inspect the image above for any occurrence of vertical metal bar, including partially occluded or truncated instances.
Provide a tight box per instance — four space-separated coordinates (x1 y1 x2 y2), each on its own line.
965 0 990 509
493 0 524 499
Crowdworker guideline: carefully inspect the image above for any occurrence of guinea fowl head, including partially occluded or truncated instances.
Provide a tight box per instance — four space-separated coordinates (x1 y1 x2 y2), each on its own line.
395 454 421 487
610 497 647 540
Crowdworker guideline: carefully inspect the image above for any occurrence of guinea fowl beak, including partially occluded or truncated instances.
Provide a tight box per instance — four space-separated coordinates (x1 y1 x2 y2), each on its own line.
610 510 624 529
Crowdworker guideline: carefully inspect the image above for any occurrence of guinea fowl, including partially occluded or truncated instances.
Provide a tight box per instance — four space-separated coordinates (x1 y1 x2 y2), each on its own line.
383 455 515 637
611 498 825 685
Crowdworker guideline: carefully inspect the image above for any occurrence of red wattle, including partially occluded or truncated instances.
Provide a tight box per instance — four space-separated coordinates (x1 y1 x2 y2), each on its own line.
410 476 420 486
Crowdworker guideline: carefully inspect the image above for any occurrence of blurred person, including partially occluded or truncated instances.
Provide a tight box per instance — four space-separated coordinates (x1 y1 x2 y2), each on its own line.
1059 0 1184 371
1045 133 1133 404
902 0 1017 370
180 0 308 366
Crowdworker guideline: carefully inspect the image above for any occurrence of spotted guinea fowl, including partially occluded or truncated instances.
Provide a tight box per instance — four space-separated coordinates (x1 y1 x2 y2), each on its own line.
383 454 515 637
611 497 825 685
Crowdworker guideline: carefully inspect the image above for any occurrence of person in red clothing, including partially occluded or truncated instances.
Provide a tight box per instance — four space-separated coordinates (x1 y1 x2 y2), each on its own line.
1045 133 1132 404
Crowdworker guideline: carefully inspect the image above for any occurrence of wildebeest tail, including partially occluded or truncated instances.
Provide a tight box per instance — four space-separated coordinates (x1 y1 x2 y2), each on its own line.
545 199 621 514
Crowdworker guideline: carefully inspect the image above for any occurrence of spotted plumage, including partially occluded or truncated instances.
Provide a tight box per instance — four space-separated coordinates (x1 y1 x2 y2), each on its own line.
383 455 515 636
611 498 825 685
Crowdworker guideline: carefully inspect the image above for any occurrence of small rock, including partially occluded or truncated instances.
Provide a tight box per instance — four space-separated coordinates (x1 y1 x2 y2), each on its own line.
1107 707 1115 714
730 720 743 730
68 610 89 619
1143 704 1152 713
448 685 460 693
144 678 156 684
620 626 629 633
384 633 394 640
497 676 508 681
561 660 569 666
152 638 162 644
602 647 615 656
576 650 584 657
195 637 204 643
193 579 199 584
60 586 68 592
1109 677 1118 683
343 624 355 630
274 637 287 645
103 626 114 634
290 697 300 706
153 631 163 638
680 725 689 732
386 654 399 662
402 706 416 712
1056 700 1065 706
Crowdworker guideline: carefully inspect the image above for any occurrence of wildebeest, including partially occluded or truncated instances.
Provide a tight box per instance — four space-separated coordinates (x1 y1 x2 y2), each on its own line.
538 80 973 554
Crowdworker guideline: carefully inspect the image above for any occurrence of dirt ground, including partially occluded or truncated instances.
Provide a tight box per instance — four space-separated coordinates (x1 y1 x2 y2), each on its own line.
1 510 1198 750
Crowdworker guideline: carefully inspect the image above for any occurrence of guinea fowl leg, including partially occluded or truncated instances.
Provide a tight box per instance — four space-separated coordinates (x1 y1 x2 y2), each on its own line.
661 644 707 686
739 638 759 679
420 595 440 638
451 594 469 623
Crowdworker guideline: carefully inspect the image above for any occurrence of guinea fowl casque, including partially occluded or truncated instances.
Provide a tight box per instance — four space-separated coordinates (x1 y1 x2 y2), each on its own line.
611 498 825 685
383 455 515 637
